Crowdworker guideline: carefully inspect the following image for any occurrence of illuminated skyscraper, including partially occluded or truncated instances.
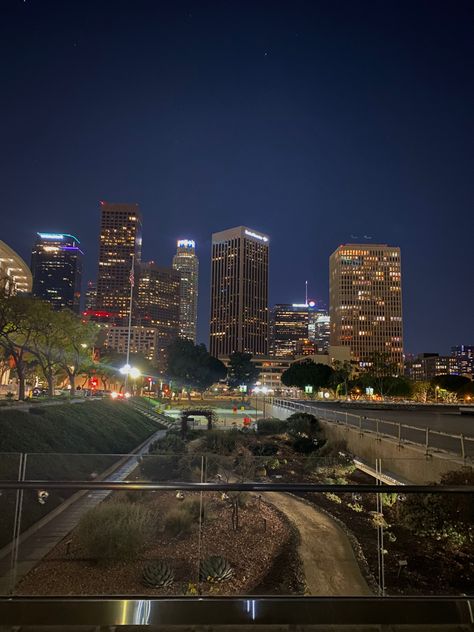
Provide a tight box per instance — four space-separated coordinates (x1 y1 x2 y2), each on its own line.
95 201 142 322
137 262 180 370
270 304 309 357
172 239 199 342
329 244 403 369
31 233 83 313
0 240 32 296
210 226 269 358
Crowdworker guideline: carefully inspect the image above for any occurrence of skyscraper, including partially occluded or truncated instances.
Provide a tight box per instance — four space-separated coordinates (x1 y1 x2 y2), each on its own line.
137 261 181 370
210 226 269 358
95 201 142 322
31 233 83 313
329 244 403 369
172 239 199 342
270 304 309 357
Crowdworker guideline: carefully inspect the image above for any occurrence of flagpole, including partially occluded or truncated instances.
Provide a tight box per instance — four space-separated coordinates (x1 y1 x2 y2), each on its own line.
124 253 135 392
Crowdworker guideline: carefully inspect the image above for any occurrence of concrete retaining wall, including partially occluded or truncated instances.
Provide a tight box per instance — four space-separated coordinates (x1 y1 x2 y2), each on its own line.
267 404 468 484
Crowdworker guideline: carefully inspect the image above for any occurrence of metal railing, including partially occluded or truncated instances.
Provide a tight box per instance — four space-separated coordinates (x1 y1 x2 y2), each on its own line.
271 398 474 460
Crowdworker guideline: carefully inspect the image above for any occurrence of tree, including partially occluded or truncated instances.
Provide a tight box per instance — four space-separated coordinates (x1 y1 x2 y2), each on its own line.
330 360 353 397
360 352 402 397
55 311 98 396
412 380 431 403
432 374 471 393
227 352 260 390
0 295 38 400
281 359 334 391
166 339 227 397
26 301 64 396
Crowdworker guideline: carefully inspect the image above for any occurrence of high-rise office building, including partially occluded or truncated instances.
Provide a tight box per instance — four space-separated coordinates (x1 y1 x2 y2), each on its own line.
309 308 331 353
270 304 309 357
0 240 32 296
210 226 269 358
84 281 97 311
329 244 403 370
451 345 474 377
31 233 83 313
172 239 199 342
137 262 180 370
95 201 142 322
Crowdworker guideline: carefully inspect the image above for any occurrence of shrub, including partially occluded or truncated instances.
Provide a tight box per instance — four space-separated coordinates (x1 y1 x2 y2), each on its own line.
142 560 174 587
249 442 278 456
204 429 240 454
200 555 234 582
76 502 153 562
256 418 287 435
292 436 318 454
164 507 194 537
141 455 180 481
149 433 185 454
324 492 342 504
287 412 321 436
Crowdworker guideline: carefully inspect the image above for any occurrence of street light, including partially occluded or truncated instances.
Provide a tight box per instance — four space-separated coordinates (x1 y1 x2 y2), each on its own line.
254 385 271 417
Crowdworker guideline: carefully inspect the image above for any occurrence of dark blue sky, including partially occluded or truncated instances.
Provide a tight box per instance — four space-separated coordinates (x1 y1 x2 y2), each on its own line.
1 0 473 353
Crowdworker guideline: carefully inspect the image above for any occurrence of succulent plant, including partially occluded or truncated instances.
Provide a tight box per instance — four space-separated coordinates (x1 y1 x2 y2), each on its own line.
142 561 174 588
200 555 234 583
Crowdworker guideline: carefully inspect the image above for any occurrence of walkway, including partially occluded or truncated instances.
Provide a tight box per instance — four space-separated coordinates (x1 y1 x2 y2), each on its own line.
266 492 372 596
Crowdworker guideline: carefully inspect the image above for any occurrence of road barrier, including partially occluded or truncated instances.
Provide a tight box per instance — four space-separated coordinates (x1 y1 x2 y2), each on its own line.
271 398 473 461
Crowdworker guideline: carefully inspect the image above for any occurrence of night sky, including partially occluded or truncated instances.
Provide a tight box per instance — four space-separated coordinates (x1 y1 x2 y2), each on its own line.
1 0 473 354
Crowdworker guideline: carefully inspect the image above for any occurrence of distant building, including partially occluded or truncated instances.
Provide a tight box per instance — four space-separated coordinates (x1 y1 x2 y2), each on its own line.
31 232 83 313
137 262 180 370
295 338 318 356
329 244 403 370
0 240 32 296
172 239 199 342
95 201 142 323
104 326 159 362
85 281 97 311
451 345 474 377
405 353 461 381
270 304 309 357
308 306 330 353
210 226 269 358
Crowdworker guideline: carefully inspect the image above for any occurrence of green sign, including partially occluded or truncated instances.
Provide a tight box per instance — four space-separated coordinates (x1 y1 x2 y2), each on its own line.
305 385 313 394
239 385 247 393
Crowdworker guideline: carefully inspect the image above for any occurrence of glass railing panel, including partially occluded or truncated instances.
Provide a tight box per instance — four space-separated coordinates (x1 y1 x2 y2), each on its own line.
0 453 23 595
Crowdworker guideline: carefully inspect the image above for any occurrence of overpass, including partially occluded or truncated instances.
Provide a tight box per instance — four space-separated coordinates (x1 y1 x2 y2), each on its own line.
268 398 473 484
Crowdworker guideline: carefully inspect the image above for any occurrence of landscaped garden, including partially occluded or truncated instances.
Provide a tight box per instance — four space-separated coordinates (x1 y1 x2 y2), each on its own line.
12 408 474 596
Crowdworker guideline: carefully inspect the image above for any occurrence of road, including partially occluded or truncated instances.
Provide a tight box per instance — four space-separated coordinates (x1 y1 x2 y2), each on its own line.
289 401 474 457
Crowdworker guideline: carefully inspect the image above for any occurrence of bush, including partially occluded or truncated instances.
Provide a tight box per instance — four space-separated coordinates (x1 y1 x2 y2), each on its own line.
256 418 287 435
149 433 186 454
164 507 194 537
287 412 321 436
76 502 153 562
249 442 278 456
141 455 181 481
292 436 318 454
204 429 240 454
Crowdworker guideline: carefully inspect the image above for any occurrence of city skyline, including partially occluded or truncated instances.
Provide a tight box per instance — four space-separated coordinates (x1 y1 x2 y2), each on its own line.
2 3 473 354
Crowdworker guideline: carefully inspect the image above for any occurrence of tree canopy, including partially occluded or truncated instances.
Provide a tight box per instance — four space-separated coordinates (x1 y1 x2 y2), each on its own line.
281 359 334 390
227 351 260 389
166 338 227 394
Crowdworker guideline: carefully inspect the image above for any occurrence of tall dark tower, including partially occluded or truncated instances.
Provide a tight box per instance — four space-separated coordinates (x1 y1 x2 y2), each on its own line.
95 201 142 322
210 226 269 358
31 232 83 313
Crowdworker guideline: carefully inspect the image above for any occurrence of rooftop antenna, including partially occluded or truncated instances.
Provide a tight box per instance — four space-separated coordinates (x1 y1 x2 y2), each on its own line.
305 280 308 306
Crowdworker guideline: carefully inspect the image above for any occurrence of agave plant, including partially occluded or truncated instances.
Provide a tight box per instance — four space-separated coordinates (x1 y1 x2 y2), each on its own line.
142 561 174 588
199 555 234 583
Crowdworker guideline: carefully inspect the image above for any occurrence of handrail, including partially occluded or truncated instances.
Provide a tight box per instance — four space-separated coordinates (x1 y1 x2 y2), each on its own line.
271 398 473 460
0 481 472 493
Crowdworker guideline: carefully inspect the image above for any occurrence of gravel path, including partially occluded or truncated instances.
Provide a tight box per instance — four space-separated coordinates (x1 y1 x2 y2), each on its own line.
266 492 372 596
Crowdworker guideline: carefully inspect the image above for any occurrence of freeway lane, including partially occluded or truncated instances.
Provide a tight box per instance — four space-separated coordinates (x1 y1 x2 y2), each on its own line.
289 401 474 458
